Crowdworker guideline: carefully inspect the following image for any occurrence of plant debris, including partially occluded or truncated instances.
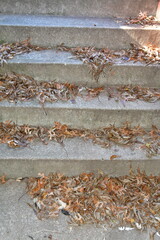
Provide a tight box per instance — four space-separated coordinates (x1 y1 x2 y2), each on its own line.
57 45 114 81
0 121 159 156
0 39 46 66
0 73 104 104
126 12 160 26
107 85 160 103
0 73 159 104
123 44 160 65
1 40 160 81
57 44 160 80
0 175 6 184
27 170 160 234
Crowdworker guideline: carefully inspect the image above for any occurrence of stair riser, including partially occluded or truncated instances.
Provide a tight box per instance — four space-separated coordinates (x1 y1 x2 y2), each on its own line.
1 139 159 177
0 104 159 129
0 0 157 18
0 26 159 49
1 159 160 178
1 62 160 88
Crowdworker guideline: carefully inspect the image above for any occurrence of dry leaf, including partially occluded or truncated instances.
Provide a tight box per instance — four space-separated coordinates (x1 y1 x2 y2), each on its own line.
0 175 6 184
126 11 160 26
110 155 120 160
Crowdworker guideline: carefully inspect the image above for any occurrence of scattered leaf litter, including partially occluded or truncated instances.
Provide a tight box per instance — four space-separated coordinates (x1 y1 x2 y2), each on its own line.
27 170 160 234
0 121 159 156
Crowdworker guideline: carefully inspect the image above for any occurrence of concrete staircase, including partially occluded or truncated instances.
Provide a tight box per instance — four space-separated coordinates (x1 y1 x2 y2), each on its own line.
0 1 160 240
0 14 160 48
0 0 160 178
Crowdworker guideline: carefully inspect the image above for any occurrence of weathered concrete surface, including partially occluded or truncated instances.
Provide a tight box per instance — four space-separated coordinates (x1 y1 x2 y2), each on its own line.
1 50 160 88
0 15 159 49
0 140 160 177
0 96 159 129
0 0 158 18
0 180 160 240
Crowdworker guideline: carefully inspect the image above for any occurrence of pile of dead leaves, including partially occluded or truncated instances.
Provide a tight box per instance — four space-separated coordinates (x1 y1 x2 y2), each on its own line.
0 39 46 66
27 170 160 233
58 45 114 81
124 44 160 65
126 12 160 26
58 44 160 80
0 121 159 156
107 85 160 103
0 73 104 104
1 40 159 81
1 73 159 104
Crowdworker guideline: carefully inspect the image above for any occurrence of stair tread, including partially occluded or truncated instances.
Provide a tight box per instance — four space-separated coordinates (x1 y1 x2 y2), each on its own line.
1 14 158 29
0 98 159 129
1 139 160 177
1 180 159 240
0 14 159 49
1 139 159 161
0 96 159 110
1 50 159 88
7 49 160 66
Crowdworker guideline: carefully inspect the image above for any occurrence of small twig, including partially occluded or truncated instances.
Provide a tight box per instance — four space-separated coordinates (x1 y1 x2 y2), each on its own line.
149 231 156 240
18 189 29 201
28 236 34 240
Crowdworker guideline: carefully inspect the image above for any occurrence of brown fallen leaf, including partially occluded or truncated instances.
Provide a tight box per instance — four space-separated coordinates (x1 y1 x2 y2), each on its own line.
110 155 120 160
0 175 6 184
126 11 160 26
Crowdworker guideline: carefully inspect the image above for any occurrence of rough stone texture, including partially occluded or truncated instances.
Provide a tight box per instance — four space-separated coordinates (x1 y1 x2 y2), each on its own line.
0 15 159 49
0 0 158 18
0 1 160 239
0 140 160 177
0 96 159 129
1 50 160 88
0 180 160 240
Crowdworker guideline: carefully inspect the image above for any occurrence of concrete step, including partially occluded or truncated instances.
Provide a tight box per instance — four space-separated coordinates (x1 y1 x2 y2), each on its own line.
0 139 160 178
1 180 160 240
1 50 160 88
0 97 159 129
0 15 159 49
0 0 158 18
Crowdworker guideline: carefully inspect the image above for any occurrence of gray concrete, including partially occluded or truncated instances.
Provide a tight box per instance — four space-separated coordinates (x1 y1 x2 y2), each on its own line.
0 15 159 49
0 3 159 239
0 139 160 177
1 180 159 240
1 50 160 88
0 96 159 129
0 0 158 18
